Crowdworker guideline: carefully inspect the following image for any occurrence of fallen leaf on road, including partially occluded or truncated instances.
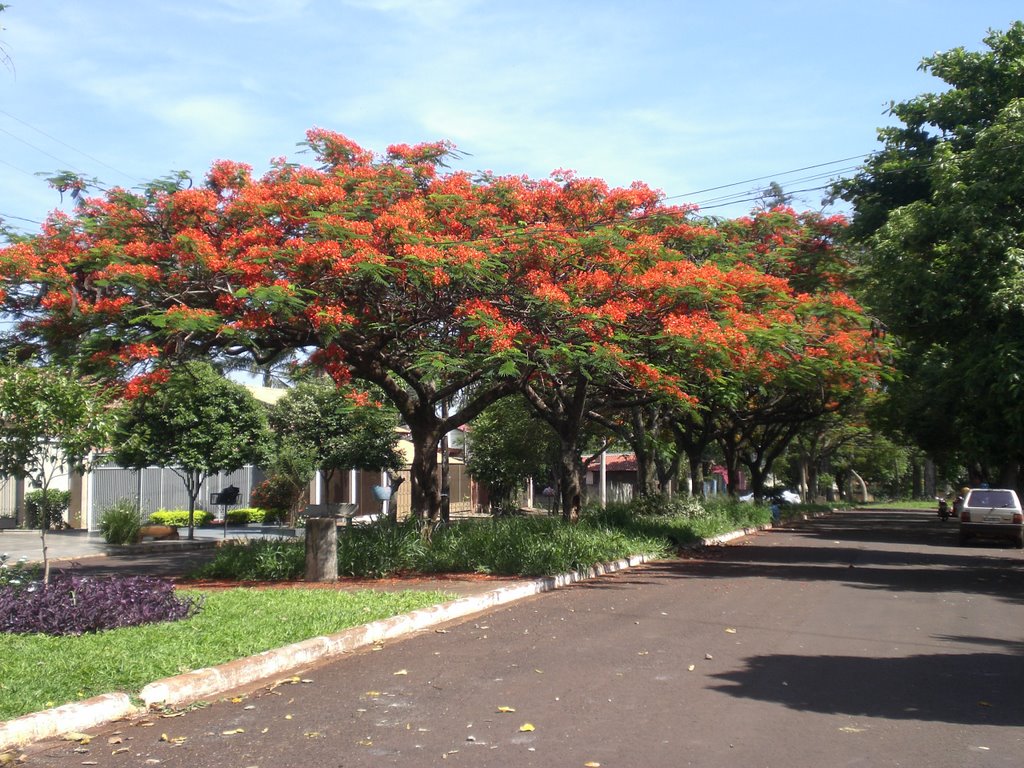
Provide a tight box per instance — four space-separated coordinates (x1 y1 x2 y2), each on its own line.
687 664 695 672
705 653 713 660
839 726 866 733
63 733 92 745
111 748 129 755
304 732 322 738
364 691 382 697
585 762 602 767
725 628 737 634
978 701 992 707
229 696 244 703
221 729 245 736
394 669 408 676
519 723 535 732
497 706 516 713
107 737 123 745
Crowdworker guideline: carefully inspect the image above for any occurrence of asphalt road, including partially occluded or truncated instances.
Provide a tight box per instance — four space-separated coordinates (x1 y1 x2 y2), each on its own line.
22 509 1024 767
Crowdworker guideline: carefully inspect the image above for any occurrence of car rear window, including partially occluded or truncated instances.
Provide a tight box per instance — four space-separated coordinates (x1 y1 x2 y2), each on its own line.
966 490 1018 509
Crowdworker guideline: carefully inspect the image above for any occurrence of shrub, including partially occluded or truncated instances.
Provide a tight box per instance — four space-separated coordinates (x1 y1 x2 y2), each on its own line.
0 552 39 590
193 538 305 581
24 489 71 529
249 476 298 521
0 575 202 635
148 509 213 527
223 507 286 525
337 521 425 578
98 499 142 545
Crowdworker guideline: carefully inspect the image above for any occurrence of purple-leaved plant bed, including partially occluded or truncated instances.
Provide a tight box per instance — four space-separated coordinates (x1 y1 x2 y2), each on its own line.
0 575 202 635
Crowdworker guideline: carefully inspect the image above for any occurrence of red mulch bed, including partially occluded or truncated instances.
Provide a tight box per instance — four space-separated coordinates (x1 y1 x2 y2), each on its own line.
173 572 520 591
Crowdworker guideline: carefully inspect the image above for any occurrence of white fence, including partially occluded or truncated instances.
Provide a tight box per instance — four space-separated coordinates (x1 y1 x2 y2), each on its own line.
85 464 265 530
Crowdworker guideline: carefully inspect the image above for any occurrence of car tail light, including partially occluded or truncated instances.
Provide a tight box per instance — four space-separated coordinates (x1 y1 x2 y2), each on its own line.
961 509 970 522
1014 512 1023 525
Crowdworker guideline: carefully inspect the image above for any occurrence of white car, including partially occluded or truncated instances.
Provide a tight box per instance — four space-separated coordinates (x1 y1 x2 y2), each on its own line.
958 488 1024 548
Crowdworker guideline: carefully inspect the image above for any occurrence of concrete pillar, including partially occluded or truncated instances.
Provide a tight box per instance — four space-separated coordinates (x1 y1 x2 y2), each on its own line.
304 517 338 582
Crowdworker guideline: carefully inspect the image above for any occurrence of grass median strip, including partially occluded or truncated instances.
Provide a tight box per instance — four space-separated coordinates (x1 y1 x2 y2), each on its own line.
0 587 451 722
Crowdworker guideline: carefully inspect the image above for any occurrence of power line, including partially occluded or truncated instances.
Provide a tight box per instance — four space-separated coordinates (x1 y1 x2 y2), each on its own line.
670 154 871 201
0 125 90 176
0 109 143 184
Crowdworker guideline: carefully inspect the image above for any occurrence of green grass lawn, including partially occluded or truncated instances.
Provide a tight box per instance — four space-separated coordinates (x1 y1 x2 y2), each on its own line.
0 587 450 722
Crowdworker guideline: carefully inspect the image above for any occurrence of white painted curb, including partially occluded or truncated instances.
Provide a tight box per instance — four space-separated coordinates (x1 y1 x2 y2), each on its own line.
1 553 651 750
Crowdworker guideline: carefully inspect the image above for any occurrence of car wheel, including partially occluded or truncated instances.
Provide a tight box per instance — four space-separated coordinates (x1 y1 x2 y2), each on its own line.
1016 533 1024 550
959 531 970 546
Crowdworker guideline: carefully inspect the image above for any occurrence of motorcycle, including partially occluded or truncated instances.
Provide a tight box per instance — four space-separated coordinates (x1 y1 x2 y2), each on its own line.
937 498 951 521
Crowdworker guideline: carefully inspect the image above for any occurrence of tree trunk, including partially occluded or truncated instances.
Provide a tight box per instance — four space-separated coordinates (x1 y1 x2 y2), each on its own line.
39 484 51 585
720 434 742 496
407 419 443 525
556 440 584 522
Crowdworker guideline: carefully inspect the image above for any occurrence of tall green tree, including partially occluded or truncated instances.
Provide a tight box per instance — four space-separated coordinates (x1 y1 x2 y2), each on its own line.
113 362 270 539
0 361 113 582
836 22 1024 487
466 395 558 512
269 378 403 483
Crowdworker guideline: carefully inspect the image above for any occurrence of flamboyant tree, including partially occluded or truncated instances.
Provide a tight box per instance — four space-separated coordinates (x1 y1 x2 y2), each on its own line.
0 131 886 521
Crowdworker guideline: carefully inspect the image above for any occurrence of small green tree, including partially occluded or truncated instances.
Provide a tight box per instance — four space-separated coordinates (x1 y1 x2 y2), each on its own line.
0 361 113 582
268 377 403 484
467 396 558 512
113 362 271 539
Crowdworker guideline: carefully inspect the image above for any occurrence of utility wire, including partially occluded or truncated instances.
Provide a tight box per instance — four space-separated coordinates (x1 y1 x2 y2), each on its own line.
0 109 143 184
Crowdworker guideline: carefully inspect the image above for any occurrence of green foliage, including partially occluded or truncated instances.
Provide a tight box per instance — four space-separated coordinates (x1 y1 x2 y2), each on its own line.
253 439 317 520
24 489 71 529
586 495 772 546
193 538 305 581
148 509 213 527
224 507 284 525
837 22 1024 480
114 362 270 475
113 361 271 532
0 552 39 589
198 516 668 581
422 517 668 577
97 499 142 545
269 378 403 475
337 521 427 578
466 395 558 510
0 362 112 540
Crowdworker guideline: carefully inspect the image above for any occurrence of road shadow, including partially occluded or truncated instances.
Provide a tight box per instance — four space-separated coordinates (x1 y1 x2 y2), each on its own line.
570 510 1024 605
709 644 1024 726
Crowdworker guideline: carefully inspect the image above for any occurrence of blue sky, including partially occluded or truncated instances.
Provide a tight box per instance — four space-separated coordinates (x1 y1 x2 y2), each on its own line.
1 1 1021 237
